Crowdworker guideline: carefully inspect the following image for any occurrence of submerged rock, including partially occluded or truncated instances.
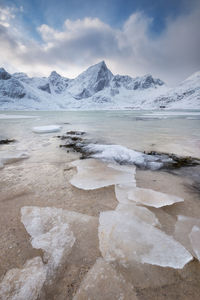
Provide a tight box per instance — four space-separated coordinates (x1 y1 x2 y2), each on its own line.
0 151 29 169
0 257 46 300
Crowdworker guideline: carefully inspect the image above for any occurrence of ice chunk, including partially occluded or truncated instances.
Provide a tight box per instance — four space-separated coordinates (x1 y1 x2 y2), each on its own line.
99 211 192 269
21 206 97 275
21 207 75 273
73 258 137 300
115 203 160 226
82 143 173 170
174 215 200 258
0 152 29 169
0 257 46 300
32 125 61 133
70 159 136 190
189 226 200 261
128 187 184 208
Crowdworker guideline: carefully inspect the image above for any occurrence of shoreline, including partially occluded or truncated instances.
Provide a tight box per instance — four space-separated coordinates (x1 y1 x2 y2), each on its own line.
0 113 200 299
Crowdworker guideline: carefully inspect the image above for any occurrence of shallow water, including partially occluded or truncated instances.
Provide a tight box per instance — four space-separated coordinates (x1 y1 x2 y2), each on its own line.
0 110 200 159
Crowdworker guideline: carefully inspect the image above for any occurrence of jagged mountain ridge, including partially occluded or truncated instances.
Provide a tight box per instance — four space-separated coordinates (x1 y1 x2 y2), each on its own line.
0 61 199 110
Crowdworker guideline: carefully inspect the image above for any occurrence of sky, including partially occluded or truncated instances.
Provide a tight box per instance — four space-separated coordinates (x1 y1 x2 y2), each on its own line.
0 0 199 85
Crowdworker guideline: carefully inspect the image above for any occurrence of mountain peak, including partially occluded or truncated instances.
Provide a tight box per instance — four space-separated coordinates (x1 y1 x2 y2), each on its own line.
0 67 11 80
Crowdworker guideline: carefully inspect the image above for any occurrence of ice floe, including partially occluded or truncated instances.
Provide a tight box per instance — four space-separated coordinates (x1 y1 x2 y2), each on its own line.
174 215 200 258
70 159 136 190
127 187 184 208
0 257 46 300
0 151 29 169
32 125 61 133
99 210 192 268
21 206 98 276
73 258 137 300
21 207 75 273
189 226 200 261
115 184 183 208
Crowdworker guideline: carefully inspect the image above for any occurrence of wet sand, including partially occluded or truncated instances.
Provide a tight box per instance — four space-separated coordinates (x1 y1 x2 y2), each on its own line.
0 136 200 300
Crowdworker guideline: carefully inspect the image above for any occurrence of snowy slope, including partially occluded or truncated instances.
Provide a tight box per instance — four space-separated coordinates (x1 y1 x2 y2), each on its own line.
0 62 199 110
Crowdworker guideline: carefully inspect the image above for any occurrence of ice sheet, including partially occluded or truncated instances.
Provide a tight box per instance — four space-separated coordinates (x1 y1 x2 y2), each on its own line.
99 211 192 269
70 159 136 190
32 125 61 133
0 257 46 300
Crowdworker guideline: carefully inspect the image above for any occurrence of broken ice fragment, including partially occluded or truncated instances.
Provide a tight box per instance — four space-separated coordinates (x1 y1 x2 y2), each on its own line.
32 125 61 133
127 187 184 208
70 159 136 190
99 211 192 269
0 151 29 169
115 203 160 226
21 206 98 277
174 215 200 258
189 226 200 261
21 206 75 273
0 257 46 300
73 258 137 300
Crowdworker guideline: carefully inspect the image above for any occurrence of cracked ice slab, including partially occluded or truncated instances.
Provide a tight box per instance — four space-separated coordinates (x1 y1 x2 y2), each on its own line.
70 159 136 190
32 125 61 133
0 257 46 300
174 215 200 259
73 258 137 300
21 206 97 275
99 211 192 269
126 187 183 208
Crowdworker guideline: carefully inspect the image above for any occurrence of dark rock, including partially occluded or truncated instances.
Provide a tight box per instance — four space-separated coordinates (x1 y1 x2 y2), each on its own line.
0 139 15 144
66 131 85 136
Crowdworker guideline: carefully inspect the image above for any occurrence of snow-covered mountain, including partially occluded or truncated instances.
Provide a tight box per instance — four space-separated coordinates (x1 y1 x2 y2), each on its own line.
0 62 199 110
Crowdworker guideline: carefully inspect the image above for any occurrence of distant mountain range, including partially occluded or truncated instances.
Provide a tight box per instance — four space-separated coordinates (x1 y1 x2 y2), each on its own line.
0 61 199 110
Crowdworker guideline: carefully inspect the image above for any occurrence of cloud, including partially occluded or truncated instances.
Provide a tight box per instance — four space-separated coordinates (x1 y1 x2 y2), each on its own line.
0 3 199 84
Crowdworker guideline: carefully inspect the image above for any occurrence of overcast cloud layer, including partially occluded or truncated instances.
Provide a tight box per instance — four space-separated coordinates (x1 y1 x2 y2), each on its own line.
0 2 200 85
